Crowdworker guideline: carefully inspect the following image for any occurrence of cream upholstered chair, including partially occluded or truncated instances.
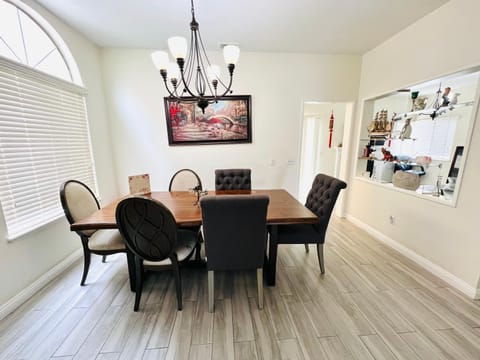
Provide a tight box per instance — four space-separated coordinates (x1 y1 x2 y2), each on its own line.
115 197 198 311
169 168 202 192
60 180 132 286
200 195 269 312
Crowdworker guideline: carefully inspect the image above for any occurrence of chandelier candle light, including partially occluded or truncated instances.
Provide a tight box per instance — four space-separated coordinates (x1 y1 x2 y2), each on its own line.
151 0 240 113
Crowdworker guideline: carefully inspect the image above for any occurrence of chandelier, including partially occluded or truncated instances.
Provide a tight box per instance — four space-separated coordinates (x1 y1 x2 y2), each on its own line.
151 0 240 113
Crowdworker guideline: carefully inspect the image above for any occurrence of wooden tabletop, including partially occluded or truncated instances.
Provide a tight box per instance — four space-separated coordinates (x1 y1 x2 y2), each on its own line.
70 189 318 231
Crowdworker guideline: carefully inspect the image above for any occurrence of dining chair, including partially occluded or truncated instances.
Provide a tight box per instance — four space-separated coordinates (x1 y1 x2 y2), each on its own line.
169 168 203 259
214 168 251 190
60 180 133 286
270 174 346 276
115 197 198 311
200 194 269 312
169 168 202 192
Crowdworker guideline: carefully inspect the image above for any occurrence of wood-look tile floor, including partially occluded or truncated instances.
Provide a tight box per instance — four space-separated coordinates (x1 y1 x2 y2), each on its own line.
1 218 480 360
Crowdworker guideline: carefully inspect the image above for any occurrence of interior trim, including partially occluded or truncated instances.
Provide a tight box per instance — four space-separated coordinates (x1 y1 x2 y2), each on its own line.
345 215 479 300
0 249 82 321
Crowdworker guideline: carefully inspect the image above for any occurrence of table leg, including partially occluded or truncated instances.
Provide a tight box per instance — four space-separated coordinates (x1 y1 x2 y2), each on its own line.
267 225 278 286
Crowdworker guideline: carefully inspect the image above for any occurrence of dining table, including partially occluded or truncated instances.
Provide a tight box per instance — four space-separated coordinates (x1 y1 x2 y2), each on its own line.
71 189 318 286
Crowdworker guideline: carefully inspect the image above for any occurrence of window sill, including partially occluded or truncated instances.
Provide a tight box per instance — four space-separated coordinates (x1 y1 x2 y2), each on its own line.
6 214 65 242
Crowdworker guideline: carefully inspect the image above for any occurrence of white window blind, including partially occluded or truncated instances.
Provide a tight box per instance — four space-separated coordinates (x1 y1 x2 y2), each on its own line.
0 57 97 240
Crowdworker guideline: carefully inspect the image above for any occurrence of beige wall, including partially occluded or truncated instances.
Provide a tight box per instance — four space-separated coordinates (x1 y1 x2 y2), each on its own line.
100 49 361 196
347 0 480 296
0 1 117 306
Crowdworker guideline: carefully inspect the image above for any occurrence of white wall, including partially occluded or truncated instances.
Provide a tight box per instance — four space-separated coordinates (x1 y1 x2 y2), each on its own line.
347 0 480 296
0 1 117 307
100 49 361 196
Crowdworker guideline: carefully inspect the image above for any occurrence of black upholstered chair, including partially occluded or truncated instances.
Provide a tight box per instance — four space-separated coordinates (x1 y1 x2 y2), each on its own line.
169 168 202 192
215 168 251 190
200 195 269 312
268 174 346 282
115 197 198 311
60 180 133 286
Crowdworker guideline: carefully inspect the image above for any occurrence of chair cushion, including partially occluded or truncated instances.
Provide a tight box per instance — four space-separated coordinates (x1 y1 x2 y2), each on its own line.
88 229 125 251
276 223 324 245
144 229 197 266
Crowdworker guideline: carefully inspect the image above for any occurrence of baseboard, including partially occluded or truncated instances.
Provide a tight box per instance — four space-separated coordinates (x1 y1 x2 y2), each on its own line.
346 215 479 300
0 249 82 321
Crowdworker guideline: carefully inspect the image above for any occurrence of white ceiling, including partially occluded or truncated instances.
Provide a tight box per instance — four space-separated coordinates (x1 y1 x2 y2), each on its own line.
34 0 449 54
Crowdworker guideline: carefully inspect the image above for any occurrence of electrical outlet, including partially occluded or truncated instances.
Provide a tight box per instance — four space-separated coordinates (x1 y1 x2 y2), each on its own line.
389 215 395 225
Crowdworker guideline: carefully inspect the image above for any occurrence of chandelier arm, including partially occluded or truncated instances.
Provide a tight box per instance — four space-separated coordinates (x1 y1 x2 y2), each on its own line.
179 34 201 98
192 31 207 96
218 73 234 97
197 33 228 91
160 72 180 99
196 30 219 97
181 31 197 95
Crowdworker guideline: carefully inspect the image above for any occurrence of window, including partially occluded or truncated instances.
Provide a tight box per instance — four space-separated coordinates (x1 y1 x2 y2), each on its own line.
389 116 457 160
356 68 479 205
0 0 97 239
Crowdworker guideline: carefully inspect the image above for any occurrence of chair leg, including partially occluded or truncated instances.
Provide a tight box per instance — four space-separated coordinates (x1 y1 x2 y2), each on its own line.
257 268 264 309
317 243 325 274
304 243 309 253
102 255 107 263
171 255 183 311
208 271 214 312
126 250 136 292
133 257 144 311
194 238 202 261
80 238 91 286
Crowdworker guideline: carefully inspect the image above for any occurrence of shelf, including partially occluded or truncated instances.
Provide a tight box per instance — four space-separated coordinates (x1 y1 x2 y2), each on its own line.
392 101 474 121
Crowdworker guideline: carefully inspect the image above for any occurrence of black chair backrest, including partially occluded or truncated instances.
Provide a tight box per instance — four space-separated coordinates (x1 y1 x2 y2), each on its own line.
115 197 177 261
305 174 347 234
169 168 202 191
215 168 251 190
200 195 269 271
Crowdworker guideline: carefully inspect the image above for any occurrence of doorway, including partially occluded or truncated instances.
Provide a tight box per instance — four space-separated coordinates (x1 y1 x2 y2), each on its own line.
298 101 353 212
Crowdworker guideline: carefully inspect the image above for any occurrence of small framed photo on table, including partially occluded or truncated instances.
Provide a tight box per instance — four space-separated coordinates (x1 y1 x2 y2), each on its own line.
128 174 151 195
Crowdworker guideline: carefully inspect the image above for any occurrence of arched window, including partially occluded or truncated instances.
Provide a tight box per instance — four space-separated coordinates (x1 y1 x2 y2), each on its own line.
0 0 74 82
0 0 97 239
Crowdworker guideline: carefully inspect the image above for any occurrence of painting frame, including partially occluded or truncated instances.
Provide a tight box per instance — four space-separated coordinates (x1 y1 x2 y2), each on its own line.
164 95 252 146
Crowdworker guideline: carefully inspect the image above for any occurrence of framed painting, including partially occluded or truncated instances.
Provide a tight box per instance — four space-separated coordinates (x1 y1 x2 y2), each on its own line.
164 95 252 145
